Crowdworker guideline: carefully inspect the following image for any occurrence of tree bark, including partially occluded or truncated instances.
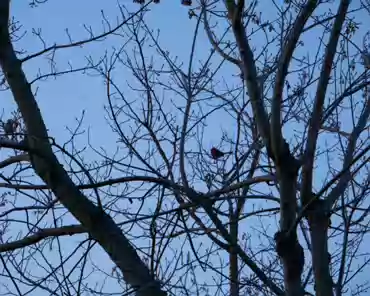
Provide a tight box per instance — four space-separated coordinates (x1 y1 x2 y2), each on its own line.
0 2 166 296
306 200 333 296
275 153 305 296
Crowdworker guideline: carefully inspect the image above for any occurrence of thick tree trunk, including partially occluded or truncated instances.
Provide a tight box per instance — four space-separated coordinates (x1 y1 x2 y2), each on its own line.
275 172 305 296
0 2 166 296
306 200 333 296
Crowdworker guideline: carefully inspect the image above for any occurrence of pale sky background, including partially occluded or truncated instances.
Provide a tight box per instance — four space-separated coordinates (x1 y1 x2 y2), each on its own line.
0 0 369 295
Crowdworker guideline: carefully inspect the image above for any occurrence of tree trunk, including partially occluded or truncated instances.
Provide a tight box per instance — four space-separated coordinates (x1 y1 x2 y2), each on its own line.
0 2 166 295
306 200 333 296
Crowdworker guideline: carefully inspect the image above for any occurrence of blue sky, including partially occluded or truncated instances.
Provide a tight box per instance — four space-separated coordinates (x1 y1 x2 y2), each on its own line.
1 0 369 295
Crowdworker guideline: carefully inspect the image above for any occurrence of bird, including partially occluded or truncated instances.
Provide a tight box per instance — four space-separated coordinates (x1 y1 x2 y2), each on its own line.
210 147 232 160
182 0 192 6
3 119 18 139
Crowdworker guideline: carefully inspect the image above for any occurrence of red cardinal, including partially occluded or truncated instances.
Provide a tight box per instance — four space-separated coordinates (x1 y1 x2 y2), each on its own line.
182 0 192 5
210 147 232 160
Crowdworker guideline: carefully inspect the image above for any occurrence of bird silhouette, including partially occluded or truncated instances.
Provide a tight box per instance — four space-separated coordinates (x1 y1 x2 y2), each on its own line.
210 147 232 160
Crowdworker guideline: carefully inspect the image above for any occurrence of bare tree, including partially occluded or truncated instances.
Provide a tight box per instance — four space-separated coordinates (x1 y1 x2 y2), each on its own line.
0 0 369 296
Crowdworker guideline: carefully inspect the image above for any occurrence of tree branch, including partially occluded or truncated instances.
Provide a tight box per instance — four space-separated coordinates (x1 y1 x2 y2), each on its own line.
301 0 351 209
0 2 166 295
270 0 317 161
